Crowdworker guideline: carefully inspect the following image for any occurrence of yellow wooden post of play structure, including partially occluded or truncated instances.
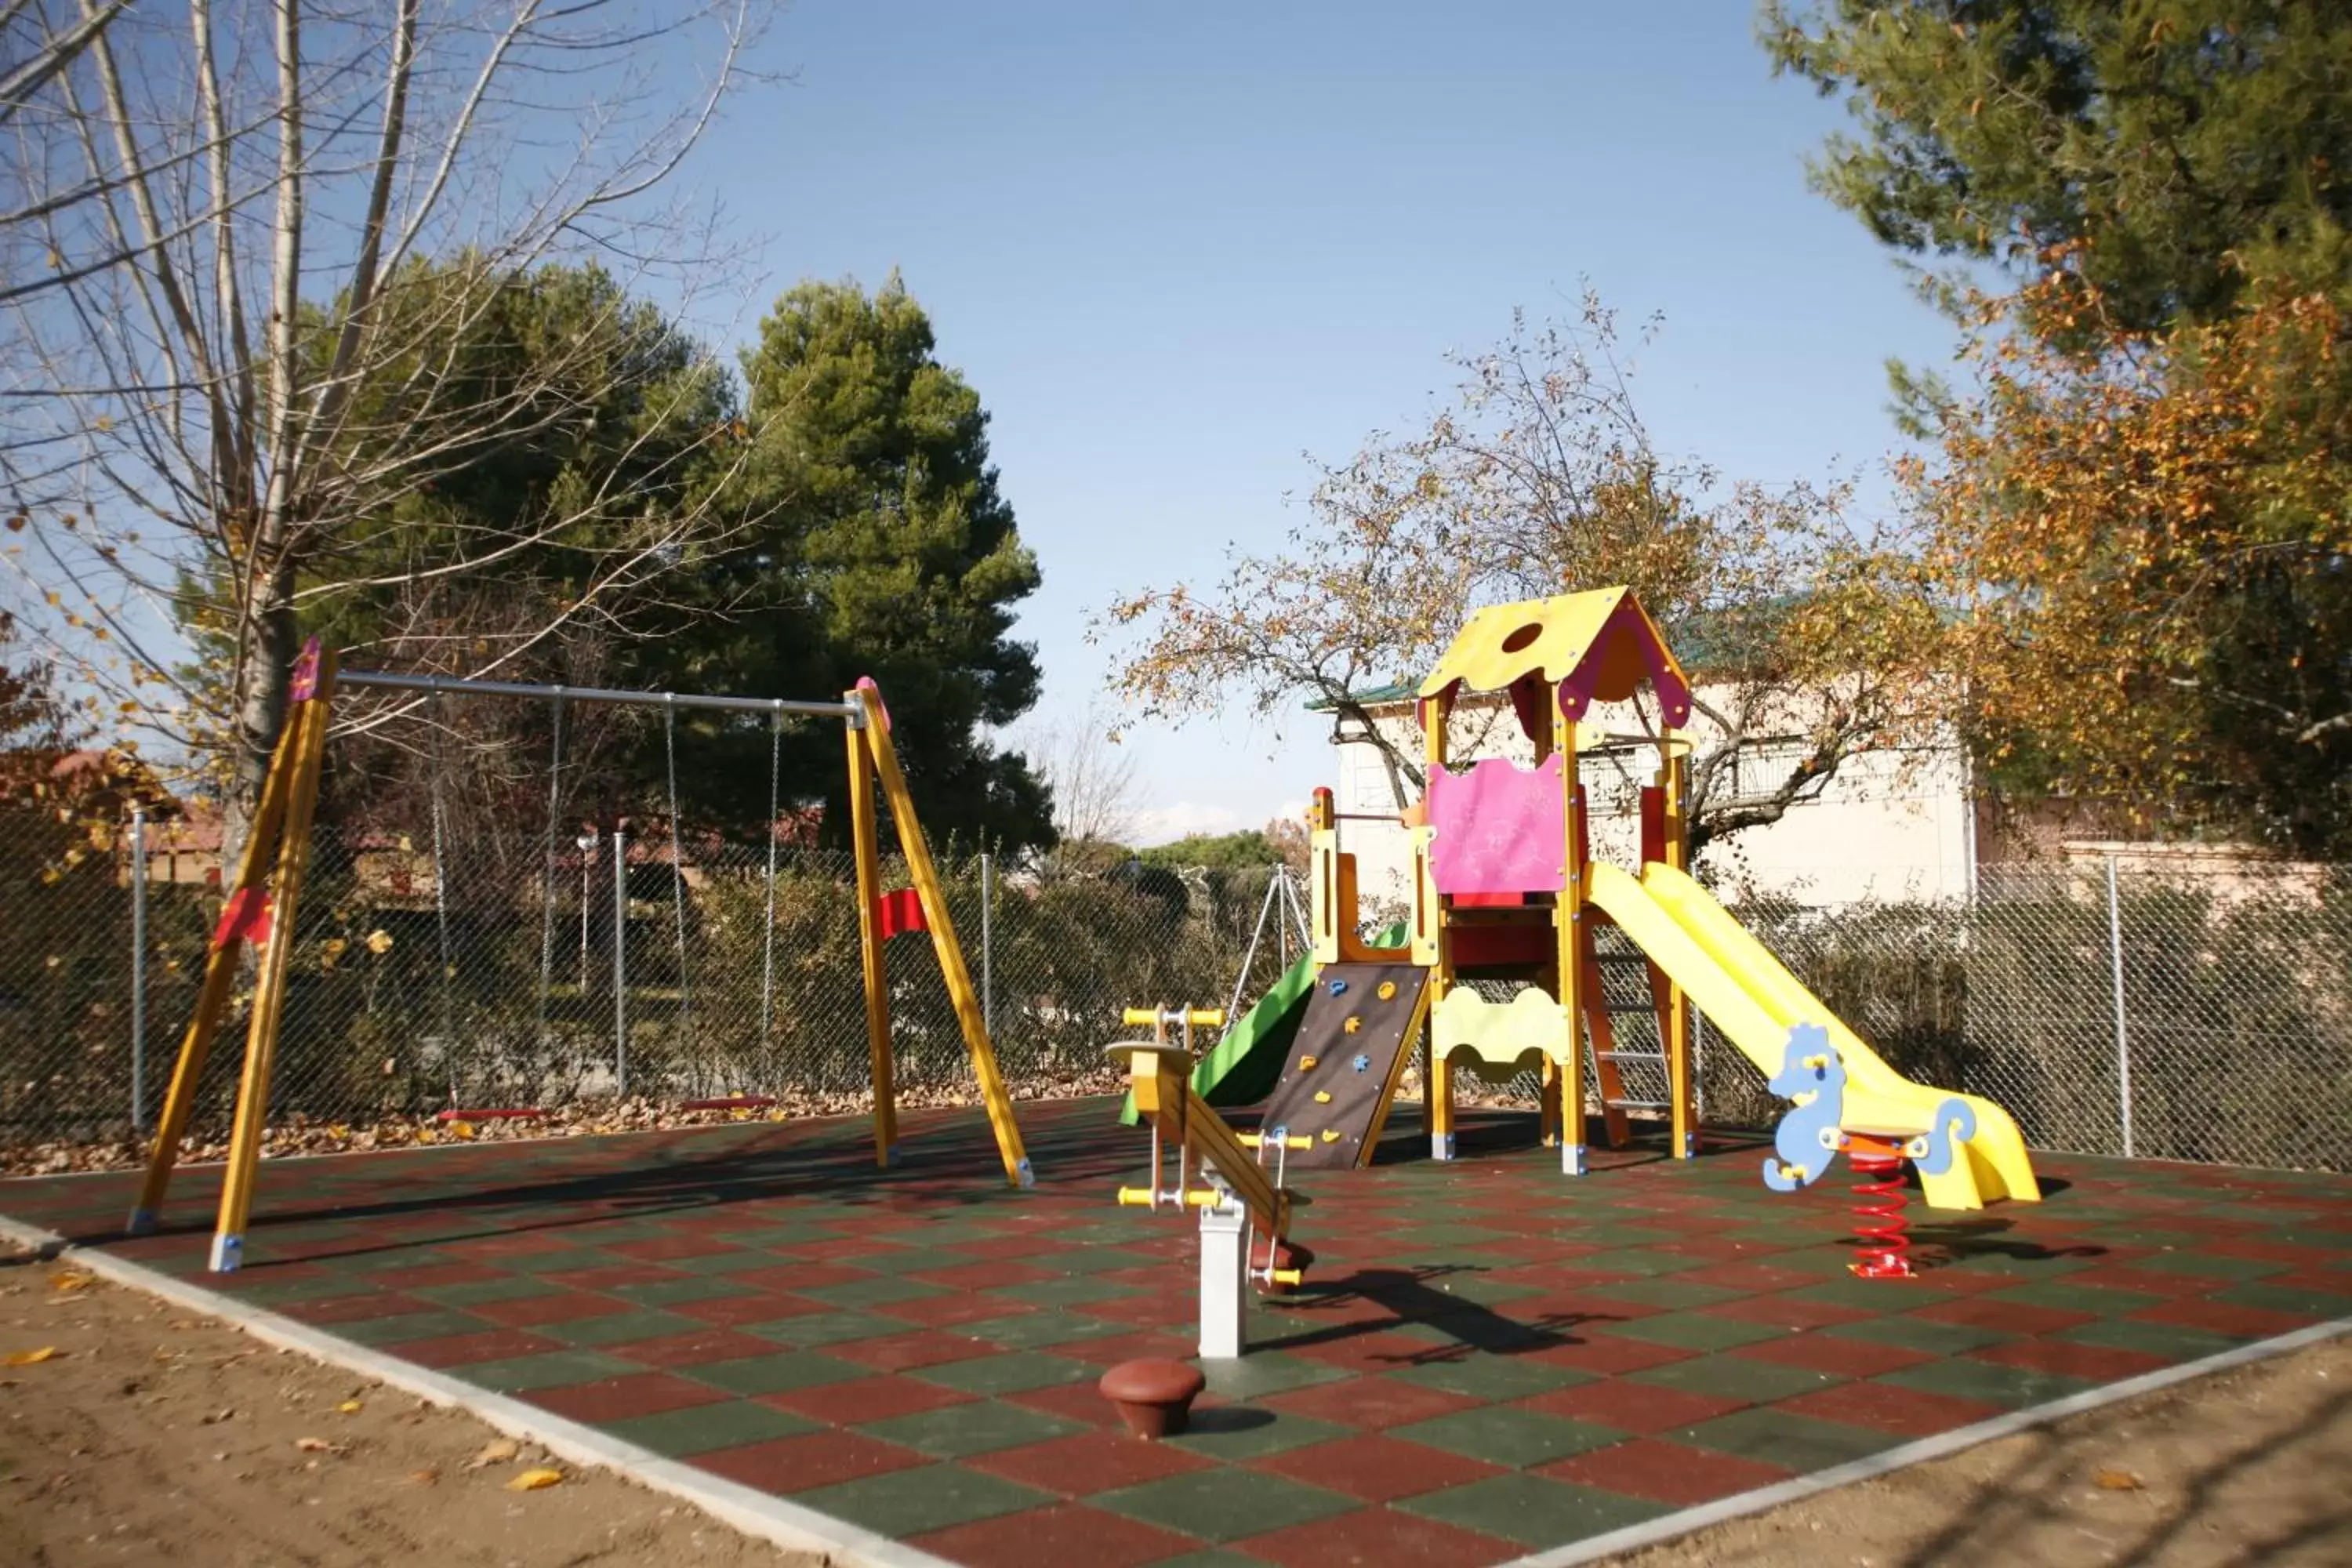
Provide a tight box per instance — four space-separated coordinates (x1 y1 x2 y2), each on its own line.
1657 746 1697 1160
206 648 338 1271
845 706 898 1169
850 683 1033 1188
125 667 318 1238
1418 693 1456 1159
1556 710 1592 1176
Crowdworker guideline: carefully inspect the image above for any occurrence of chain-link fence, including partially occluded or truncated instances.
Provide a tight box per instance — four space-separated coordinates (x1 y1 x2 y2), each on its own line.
5 795 2350 1174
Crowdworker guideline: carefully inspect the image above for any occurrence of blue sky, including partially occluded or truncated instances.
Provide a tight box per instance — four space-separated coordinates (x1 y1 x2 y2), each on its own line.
695 0 1958 844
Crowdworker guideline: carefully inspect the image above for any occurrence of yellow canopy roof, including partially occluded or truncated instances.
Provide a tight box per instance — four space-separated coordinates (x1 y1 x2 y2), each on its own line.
1416 587 1691 724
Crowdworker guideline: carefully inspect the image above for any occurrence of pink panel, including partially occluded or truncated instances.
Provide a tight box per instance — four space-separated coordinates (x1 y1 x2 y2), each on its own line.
1426 753 1568 895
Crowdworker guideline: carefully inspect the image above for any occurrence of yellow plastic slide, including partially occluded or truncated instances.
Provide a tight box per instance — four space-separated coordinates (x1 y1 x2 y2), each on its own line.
1583 862 2039 1210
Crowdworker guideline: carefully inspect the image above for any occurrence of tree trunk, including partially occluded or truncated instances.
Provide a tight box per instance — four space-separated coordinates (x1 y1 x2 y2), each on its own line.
222 564 299 877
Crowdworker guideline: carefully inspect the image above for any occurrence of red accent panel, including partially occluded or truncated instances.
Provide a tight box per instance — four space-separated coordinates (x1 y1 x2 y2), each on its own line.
212 887 274 949
1450 922 1555 970
289 635 323 702
1451 891 1526 908
877 887 927 938
855 675 891 731
1639 786 1664 866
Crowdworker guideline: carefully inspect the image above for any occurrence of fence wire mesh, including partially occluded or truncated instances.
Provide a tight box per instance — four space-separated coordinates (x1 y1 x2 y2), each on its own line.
5 792 2349 1175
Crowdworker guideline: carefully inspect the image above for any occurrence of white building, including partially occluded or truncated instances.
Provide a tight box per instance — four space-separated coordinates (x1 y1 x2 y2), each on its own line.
1322 685 1980 912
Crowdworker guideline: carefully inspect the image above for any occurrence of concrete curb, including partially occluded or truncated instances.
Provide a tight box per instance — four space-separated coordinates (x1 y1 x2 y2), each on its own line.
0 1214 960 1568
1501 1313 2352 1566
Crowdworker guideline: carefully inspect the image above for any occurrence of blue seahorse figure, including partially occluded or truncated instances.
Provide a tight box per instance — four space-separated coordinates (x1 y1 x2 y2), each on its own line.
1762 1022 1845 1194
1915 1095 1979 1178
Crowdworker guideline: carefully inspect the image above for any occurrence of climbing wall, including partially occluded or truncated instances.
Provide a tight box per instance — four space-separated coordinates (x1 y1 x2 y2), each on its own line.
1253 964 1432 1171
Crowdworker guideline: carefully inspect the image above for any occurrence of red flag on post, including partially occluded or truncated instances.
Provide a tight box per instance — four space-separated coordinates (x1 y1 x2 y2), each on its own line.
212 887 274 950
876 887 927 938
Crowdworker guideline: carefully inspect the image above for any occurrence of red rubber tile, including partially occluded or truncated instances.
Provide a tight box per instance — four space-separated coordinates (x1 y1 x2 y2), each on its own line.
396 1327 564 1368
280 1291 437 1326
1540 1437 1794 1505
905 1259 1060 1290
1700 1294 1876 1331
1911 1298 2098 1335
1516 1378 1743 1434
760 1375 978 1425
827 1327 998 1374
598 1327 781 1367
1777 1381 2003 1436
1523 1333 1698 1376
2130 1298 2314 1337
670 1291 834 1328
604 1235 748 1262
1258 1434 1506 1502
528 1371 728 1424
470 1291 631 1328
878 1290 1043 1329
1258 1374 1483 1432
1733 1333 1934 1377
908 1501 1197 1568
1971 1338 2172 1381
1675 1261 1824 1293
692 1429 927 1493
1000 1377 1128 1429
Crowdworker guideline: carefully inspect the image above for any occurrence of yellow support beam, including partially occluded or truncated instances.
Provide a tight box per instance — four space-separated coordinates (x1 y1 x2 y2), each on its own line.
851 682 1032 1187
1122 1047 1294 1244
845 703 898 1169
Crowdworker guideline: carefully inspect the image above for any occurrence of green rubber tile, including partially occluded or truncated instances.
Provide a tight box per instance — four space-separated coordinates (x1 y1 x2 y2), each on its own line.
857 1398 1086 1458
600 1400 818 1457
2125 1251 2291 1282
1782 1276 1927 1314
2214 1282 2352 1317
914 1351 1093 1396
1582 1276 1748 1311
1199 1356 1352 1402
1388 1406 1621 1468
686 1350 870 1396
2057 1319 2245 1363
1163 1410 1352 1461
412 1277 562 1308
1387 1355 1589 1403
794 1276 947 1309
1095 1467 1354 1543
1039 1246 1164 1276
999 1276 1140 1308
453 1348 642 1394
1570 1248 1705 1277
332 1310 495 1347
1131 1552 1271 1568
1938 1250 2103 1279
1675 1406 1907 1469
793 1461 1054 1537
742 1312 907 1348
840 1248 982 1277
1978 1281 2169 1318
606 1277 759 1308
1824 1315 2015 1356
1629 1353 1843 1405
546 1309 707 1348
664 1249 803 1276
1876 1359 2100 1410
957 1312 1128 1351
501 1248 625 1275
1598 1312 1788 1352
1423 1274 1548 1307
1397 1472 1672 1545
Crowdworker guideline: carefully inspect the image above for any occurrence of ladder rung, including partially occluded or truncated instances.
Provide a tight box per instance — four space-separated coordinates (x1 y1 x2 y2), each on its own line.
1594 1051 1667 1063
1606 1098 1670 1109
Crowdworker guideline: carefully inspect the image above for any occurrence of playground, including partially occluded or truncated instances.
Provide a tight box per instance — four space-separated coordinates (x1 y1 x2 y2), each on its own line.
3 1101 2350 1566
3 587 2348 1566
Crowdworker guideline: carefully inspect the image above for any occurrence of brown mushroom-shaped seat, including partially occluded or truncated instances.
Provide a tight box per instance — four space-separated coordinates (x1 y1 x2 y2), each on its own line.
1098 1357 1207 1439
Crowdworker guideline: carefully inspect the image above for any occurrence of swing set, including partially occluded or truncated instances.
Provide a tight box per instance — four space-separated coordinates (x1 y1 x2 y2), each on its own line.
128 639 1033 1273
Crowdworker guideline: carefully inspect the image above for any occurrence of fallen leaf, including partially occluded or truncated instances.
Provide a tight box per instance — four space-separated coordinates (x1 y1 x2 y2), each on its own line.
506 1466 564 1492
465 1438 519 1471
294 1437 342 1454
2095 1468 2144 1491
336 1399 362 1414
407 1467 439 1486
3 1347 60 1366
48 1270 93 1294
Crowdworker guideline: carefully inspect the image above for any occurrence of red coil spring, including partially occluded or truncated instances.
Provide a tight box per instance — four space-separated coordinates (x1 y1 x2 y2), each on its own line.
1846 1150 1916 1279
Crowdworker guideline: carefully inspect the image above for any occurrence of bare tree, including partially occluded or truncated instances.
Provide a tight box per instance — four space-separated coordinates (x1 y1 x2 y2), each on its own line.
1028 698 1144 852
0 0 779 855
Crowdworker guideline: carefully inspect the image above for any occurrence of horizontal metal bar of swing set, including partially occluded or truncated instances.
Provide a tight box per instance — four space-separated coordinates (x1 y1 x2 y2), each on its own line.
337 670 860 720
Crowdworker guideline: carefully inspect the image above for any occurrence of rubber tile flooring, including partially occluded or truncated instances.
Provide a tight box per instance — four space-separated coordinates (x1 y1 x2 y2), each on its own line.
6 1100 2351 1566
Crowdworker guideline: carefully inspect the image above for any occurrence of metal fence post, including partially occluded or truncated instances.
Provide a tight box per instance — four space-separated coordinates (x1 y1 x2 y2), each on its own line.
2105 853 2135 1158
980 851 995 1038
129 806 147 1134
612 829 630 1099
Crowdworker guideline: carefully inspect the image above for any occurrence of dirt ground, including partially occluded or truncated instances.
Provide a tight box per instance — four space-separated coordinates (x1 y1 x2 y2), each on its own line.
0 1241 2343 1568
1614 1333 2352 1568
0 1248 823 1568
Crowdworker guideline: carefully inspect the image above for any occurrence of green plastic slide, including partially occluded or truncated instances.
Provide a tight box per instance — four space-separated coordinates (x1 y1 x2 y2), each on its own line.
1117 924 1408 1125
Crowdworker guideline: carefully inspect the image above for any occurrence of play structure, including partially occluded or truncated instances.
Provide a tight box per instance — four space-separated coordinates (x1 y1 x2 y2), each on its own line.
129 640 1032 1272
1143 586 2040 1213
1109 1006 1308 1356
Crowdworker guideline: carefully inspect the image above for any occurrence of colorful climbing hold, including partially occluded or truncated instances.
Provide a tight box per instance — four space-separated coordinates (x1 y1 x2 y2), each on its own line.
1313 1090 1332 1104
1343 1016 1363 1035
1376 980 1397 1001
1298 1054 1319 1072
1320 1128 1341 1143
1351 1054 1370 1073
1327 979 1348 996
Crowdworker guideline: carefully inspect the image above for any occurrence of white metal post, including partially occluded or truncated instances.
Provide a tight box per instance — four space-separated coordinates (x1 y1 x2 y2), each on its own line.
2106 854 2135 1157
129 806 147 1134
612 830 630 1099
1196 1195 1248 1359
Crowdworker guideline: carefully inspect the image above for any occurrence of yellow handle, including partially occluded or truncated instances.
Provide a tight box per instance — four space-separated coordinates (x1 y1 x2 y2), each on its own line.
1122 1007 1227 1028
1267 1268 1304 1287
1239 1132 1312 1150
1116 1187 1155 1207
